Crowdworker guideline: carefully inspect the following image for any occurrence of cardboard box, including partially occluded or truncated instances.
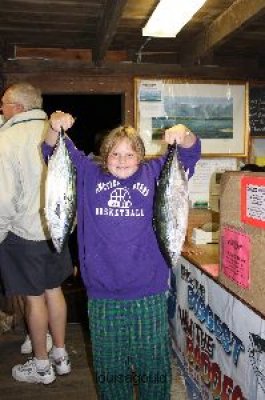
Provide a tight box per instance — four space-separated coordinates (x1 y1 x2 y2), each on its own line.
192 227 219 245
219 171 265 315
186 208 219 244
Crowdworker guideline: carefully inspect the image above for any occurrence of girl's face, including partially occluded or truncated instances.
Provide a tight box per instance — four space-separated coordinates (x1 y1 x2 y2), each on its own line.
107 138 139 179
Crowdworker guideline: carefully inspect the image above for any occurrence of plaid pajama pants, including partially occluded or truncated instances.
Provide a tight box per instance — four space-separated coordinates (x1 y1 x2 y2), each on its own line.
88 293 171 400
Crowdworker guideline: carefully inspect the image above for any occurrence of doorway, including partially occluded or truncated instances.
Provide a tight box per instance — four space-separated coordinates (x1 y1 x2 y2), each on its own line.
43 93 123 155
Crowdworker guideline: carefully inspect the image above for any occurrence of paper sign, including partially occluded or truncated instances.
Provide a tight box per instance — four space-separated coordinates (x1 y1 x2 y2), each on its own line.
139 80 163 102
241 176 265 228
221 226 250 288
138 81 166 117
188 158 237 207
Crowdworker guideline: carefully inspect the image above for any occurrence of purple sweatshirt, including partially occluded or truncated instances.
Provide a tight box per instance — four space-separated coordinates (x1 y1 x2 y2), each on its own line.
42 138 201 300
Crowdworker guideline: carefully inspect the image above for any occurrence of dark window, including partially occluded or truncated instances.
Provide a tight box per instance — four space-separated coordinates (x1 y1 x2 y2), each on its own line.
43 94 123 155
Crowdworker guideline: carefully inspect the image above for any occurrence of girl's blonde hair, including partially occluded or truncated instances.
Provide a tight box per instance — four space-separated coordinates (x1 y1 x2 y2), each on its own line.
100 125 145 171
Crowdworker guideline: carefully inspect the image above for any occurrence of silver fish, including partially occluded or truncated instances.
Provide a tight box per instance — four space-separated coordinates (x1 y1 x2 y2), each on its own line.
153 142 189 268
45 129 77 253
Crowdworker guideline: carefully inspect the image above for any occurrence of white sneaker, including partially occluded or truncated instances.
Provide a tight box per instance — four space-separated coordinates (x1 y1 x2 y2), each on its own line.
12 358 56 384
50 349 71 375
21 333 53 355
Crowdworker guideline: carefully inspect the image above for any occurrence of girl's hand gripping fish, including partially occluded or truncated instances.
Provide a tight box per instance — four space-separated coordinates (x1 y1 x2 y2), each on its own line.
153 142 189 268
45 128 77 253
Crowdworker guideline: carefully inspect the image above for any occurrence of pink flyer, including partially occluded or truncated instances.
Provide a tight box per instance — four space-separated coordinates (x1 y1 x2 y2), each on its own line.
221 226 250 288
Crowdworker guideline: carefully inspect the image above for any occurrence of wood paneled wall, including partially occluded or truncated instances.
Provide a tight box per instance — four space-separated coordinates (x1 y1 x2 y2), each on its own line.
2 73 135 126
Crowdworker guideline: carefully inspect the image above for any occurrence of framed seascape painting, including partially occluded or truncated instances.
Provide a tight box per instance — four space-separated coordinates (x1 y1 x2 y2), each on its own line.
135 79 249 157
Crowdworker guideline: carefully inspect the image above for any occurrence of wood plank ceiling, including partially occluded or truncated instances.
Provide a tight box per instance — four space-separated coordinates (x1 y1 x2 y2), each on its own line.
0 0 265 73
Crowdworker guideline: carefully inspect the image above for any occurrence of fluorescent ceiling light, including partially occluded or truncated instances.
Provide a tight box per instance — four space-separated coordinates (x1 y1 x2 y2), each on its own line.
142 0 206 38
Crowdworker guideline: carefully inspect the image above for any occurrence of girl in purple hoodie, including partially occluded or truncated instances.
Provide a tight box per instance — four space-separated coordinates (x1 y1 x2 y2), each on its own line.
43 113 201 400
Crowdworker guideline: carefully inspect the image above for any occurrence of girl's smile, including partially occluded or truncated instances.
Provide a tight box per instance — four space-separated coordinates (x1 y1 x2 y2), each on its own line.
107 138 139 179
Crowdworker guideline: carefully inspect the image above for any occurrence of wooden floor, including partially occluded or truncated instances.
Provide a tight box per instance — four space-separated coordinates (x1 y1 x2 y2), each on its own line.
0 323 98 400
0 323 187 400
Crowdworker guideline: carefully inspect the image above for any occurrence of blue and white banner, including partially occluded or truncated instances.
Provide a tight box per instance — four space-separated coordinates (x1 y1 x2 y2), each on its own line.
170 257 265 400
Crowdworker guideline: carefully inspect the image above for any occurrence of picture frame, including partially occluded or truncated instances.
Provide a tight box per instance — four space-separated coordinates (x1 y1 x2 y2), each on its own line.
135 79 249 157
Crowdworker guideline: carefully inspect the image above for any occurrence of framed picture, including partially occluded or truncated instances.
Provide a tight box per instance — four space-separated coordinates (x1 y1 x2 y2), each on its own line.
135 79 249 157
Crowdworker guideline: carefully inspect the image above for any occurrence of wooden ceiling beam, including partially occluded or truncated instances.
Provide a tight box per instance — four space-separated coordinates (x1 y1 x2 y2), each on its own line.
182 0 265 64
0 40 15 63
0 2 100 15
92 0 128 66
3 58 265 80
